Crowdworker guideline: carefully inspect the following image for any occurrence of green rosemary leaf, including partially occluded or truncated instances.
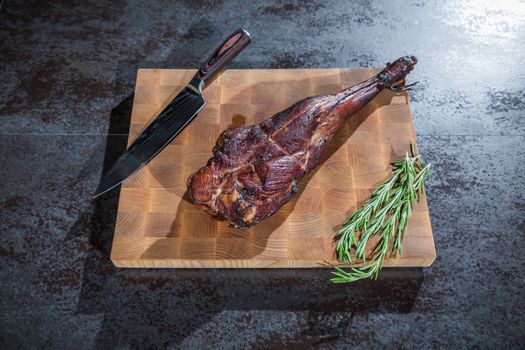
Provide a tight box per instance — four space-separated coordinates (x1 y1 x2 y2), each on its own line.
330 145 430 283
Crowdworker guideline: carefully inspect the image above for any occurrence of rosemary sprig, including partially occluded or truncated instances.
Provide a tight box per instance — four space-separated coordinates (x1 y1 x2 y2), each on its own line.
331 146 430 283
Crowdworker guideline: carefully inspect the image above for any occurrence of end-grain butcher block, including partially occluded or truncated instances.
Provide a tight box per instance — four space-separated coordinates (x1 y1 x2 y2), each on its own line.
110 64 436 268
188 56 417 228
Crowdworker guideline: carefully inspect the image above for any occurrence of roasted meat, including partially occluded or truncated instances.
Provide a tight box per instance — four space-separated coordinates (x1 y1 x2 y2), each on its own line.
188 56 417 228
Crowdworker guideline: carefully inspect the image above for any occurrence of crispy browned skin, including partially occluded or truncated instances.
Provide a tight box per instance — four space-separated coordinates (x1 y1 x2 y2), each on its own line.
188 56 417 228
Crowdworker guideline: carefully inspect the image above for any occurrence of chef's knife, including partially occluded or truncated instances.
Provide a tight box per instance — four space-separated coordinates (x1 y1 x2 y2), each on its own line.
94 28 251 197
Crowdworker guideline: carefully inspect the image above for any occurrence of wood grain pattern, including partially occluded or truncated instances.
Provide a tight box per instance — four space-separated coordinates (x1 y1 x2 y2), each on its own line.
194 28 251 86
111 68 436 268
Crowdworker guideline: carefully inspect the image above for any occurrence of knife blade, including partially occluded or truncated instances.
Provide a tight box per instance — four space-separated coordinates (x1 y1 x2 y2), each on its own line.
94 28 251 197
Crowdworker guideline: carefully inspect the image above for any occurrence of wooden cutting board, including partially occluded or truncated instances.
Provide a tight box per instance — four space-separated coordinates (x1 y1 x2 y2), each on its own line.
110 68 436 268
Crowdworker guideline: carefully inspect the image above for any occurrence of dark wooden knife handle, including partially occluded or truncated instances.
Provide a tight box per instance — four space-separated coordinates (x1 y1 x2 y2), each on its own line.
194 28 251 87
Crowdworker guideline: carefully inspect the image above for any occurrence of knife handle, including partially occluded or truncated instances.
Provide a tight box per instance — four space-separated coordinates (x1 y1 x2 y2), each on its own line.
194 28 251 88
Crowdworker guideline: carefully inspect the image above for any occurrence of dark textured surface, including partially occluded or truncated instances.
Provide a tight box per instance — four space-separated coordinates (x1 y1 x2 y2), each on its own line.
0 0 524 348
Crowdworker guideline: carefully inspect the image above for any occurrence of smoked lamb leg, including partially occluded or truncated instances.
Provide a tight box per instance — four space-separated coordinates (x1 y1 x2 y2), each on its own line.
188 56 417 228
